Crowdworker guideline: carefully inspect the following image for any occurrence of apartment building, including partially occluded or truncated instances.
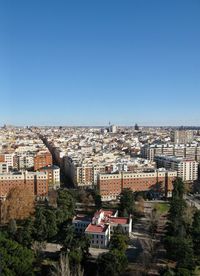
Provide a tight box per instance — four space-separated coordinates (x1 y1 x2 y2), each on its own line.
154 155 198 182
75 165 107 187
98 169 177 201
0 171 48 199
0 153 15 170
15 154 35 170
142 144 200 162
172 130 194 144
0 162 8 174
34 151 52 171
39 165 60 189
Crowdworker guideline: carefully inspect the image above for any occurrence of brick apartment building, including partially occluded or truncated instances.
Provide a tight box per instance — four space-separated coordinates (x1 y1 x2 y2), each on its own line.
34 151 52 171
97 169 177 201
75 165 108 187
39 165 60 189
0 171 48 200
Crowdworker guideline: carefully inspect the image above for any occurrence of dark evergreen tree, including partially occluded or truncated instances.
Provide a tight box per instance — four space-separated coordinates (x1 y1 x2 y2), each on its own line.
0 233 35 275
119 188 134 215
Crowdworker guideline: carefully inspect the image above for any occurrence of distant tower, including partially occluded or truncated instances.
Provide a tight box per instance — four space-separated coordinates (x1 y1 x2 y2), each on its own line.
135 123 139 131
110 125 117 133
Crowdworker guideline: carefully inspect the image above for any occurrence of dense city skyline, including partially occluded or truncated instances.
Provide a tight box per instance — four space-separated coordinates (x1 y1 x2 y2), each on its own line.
1 0 200 126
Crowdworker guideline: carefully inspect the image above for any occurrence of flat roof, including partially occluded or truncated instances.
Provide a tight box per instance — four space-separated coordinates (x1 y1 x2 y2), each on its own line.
73 214 91 222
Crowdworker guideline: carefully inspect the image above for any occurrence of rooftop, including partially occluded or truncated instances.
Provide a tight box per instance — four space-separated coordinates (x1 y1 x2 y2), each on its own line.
109 217 129 225
73 214 92 222
85 223 109 233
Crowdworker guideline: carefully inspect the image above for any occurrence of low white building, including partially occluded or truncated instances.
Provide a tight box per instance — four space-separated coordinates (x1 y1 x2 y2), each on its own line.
73 209 132 249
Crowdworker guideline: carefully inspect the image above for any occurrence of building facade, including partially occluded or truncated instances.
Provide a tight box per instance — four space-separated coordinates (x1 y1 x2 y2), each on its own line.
73 209 132 248
34 151 52 171
39 165 60 189
154 155 198 182
98 169 177 201
0 162 8 174
0 171 48 200
172 130 194 144
141 144 200 162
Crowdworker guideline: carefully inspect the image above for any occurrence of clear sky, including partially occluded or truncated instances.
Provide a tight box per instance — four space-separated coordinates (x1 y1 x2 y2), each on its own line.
0 0 200 126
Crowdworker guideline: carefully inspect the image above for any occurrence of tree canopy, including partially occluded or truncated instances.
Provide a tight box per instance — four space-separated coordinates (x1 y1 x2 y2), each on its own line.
0 233 35 276
119 188 134 216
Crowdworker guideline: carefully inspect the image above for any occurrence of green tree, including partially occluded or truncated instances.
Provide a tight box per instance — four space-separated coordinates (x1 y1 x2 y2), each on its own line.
17 218 34 247
34 207 47 241
45 209 58 240
94 194 102 210
176 268 191 276
97 250 128 276
167 178 187 237
164 178 195 270
0 233 35 275
110 227 128 252
192 210 200 256
164 236 194 270
7 218 17 237
119 188 134 215
61 224 76 248
57 189 76 221
172 177 185 200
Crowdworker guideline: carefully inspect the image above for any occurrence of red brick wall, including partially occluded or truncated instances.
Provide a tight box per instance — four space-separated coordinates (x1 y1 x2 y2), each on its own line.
98 173 176 198
99 178 122 198
0 155 5 162
0 177 48 198
34 152 52 171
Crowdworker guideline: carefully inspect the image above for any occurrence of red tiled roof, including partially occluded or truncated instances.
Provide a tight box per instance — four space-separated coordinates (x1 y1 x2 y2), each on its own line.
109 217 129 225
85 223 109 233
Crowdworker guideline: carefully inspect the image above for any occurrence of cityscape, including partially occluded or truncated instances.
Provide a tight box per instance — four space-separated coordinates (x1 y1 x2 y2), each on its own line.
1 0 200 276
1 125 200 275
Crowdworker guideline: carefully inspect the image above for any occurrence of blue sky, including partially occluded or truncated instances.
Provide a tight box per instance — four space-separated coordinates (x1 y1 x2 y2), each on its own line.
0 0 200 126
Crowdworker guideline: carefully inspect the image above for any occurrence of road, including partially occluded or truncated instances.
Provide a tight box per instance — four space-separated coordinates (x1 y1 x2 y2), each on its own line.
185 194 200 210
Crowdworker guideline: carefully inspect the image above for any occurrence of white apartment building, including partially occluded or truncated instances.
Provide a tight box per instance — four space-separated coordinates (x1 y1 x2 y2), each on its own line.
16 154 34 170
142 144 200 162
154 155 198 182
173 130 194 144
3 153 14 169
0 162 8 174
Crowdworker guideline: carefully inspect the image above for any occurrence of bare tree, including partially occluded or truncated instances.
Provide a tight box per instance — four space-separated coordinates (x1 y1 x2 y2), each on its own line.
50 253 84 276
148 208 160 238
4 186 35 222
138 238 157 274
